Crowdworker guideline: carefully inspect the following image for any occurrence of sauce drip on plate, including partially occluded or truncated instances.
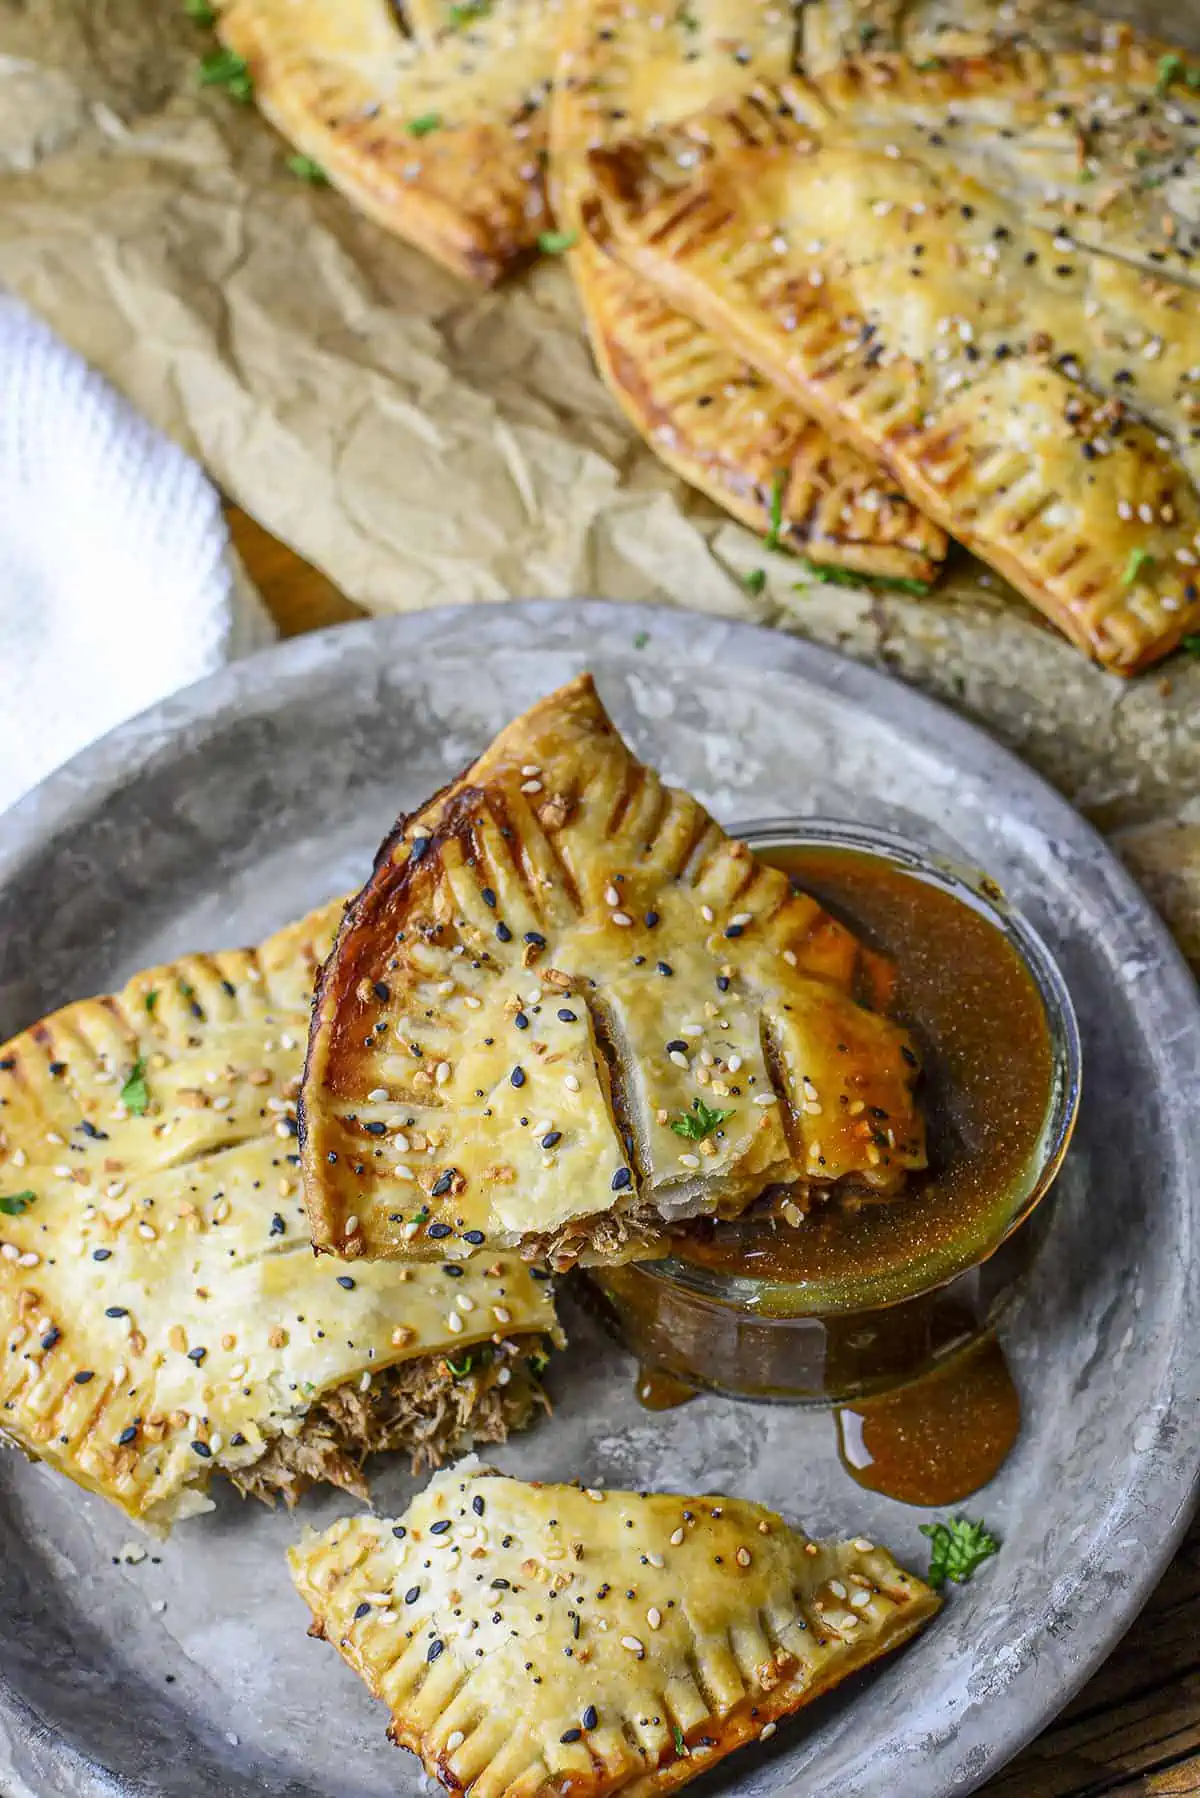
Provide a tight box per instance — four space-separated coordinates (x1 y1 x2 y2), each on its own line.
835 1332 1020 1506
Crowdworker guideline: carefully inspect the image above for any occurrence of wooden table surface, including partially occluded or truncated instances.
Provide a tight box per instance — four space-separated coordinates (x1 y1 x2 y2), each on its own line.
228 502 1200 1798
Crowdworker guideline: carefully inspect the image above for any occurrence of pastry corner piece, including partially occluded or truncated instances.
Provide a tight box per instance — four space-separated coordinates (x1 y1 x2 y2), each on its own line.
288 1461 939 1796
0 903 560 1533
299 674 926 1271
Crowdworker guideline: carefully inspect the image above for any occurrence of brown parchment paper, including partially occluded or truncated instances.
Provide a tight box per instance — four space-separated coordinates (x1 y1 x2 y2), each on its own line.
0 0 1196 966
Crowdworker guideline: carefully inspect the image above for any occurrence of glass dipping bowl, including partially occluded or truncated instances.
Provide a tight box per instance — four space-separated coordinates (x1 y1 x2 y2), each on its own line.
585 818 1082 1407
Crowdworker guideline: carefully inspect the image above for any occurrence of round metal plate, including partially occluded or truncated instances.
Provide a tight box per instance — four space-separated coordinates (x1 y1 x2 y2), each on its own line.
0 601 1196 1798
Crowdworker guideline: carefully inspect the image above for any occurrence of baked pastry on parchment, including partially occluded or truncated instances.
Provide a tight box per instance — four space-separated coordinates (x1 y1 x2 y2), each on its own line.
550 0 948 586
299 675 926 1271
289 1459 939 1798
587 56 1200 672
215 0 556 284
0 902 559 1532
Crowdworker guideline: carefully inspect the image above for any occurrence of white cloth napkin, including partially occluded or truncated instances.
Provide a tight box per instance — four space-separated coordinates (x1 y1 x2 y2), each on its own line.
0 297 276 816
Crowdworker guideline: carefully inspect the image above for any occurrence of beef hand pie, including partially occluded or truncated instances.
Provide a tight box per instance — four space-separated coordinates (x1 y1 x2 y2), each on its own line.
300 675 926 1271
214 0 554 286
0 904 559 1533
289 1460 939 1797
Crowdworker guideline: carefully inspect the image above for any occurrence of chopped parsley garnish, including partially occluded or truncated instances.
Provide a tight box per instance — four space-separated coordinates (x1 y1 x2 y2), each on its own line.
673 1726 687 1756
1180 635 1200 656
670 1098 733 1142
632 630 650 649
794 558 932 595
1122 546 1154 586
1156 52 1184 93
446 1354 475 1378
530 1349 551 1375
144 990 158 1014
287 154 328 184
448 0 490 22
858 22 878 44
120 1058 150 1117
538 228 578 255
413 1205 430 1224
676 5 699 30
920 1516 999 1590
197 48 254 103
0 1192 36 1216
183 0 216 21
763 470 787 551
743 568 767 595
407 113 442 137
914 56 945 71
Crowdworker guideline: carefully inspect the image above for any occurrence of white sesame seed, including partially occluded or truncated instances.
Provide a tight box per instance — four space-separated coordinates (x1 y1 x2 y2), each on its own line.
808 1141 823 1161
496 1365 511 1385
669 1050 689 1070
681 1022 703 1038
730 911 753 928
679 1153 701 1169
447 1312 464 1334
725 1053 742 1073
782 949 798 966
850 1588 872 1608
106 1181 126 1199
464 994 482 1009
434 1061 451 1086
493 1306 511 1325
585 1488 605 1503
368 1088 389 1102
345 1214 359 1236
394 1165 415 1182
521 779 543 794
853 1538 875 1552
137 1223 156 1240
670 1527 685 1545
1 1244 19 1262
759 1722 777 1741
16 1251 39 1269
736 1546 752 1567
754 1094 777 1107
646 1606 662 1629
611 911 634 927
446 1731 465 1753
620 1636 645 1656
701 905 714 922
456 1294 475 1314
564 1074 580 1092
604 884 621 906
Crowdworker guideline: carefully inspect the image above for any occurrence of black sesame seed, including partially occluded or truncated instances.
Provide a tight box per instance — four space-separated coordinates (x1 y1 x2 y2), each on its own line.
231 1432 246 1447
336 1275 356 1290
428 1222 452 1239
48 1061 66 1078
443 1263 464 1278
561 1729 582 1744
611 1167 632 1192
540 1131 562 1149
373 982 390 1002
74 1370 94 1384
432 1171 455 1197
92 1248 112 1262
514 1012 529 1030
511 1067 526 1088
327 1151 339 1164
557 1008 578 1023
392 1525 407 1539
582 1706 598 1731
644 911 659 928
191 1440 212 1458
428 1639 445 1662
473 1494 485 1515
524 931 546 948
666 1039 687 1055
531 1267 551 1280
40 1327 60 1351
354 1602 371 1620
716 975 730 992
364 1120 387 1136
0 1057 13 1071
187 1347 207 1364
270 1213 286 1236
724 923 744 939
481 888 497 908
409 836 430 863
430 1519 452 1535
79 1120 107 1140
463 1229 485 1245
104 1306 127 1319
118 1424 138 1445
496 922 513 943
405 1586 421 1604
491 1578 510 1589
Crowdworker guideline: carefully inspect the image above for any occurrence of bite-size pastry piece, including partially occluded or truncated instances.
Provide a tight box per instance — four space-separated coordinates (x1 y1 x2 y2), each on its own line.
300 674 925 1271
289 1460 940 1798
0 903 559 1532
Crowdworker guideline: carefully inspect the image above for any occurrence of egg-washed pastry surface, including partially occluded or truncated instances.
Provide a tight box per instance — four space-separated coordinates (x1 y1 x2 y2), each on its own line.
300 675 925 1271
0 903 559 1532
587 55 1200 673
550 0 947 586
289 1461 939 1798
214 0 556 285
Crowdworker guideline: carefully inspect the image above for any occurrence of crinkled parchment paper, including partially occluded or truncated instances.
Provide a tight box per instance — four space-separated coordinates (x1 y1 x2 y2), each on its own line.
0 0 1196 964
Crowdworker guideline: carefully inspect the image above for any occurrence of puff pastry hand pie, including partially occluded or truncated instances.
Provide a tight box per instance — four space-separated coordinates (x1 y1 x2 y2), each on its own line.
0 904 559 1532
214 0 554 284
289 1460 939 1798
300 676 925 1270
550 0 947 586
588 74 1200 672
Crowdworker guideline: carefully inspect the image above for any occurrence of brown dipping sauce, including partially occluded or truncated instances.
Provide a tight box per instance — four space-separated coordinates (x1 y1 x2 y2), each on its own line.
672 842 1056 1306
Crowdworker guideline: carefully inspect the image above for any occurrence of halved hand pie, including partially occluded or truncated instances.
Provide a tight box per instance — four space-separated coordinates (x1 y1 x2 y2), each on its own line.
0 903 559 1531
288 1460 939 1798
300 675 925 1270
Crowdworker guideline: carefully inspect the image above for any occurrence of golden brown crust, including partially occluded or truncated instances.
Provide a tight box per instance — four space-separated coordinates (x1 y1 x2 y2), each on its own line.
300 675 925 1267
289 1463 940 1798
550 0 947 583
588 87 1200 672
0 901 559 1531
216 0 554 285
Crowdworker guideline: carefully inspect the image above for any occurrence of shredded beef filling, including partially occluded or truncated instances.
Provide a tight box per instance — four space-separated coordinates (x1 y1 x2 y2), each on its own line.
229 1337 550 1508
522 1196 670 1272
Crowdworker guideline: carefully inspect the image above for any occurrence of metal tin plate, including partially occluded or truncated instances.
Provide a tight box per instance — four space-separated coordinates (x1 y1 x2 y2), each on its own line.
0 602 1196 1798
